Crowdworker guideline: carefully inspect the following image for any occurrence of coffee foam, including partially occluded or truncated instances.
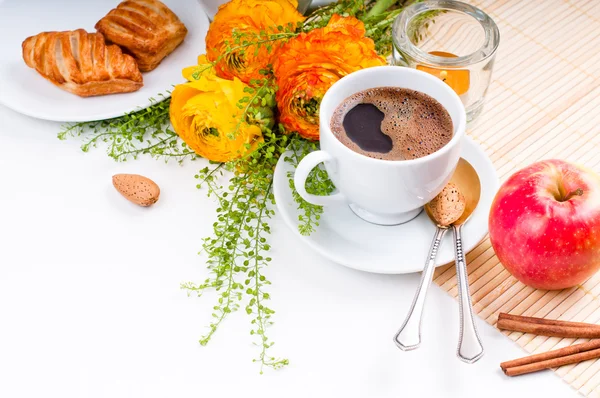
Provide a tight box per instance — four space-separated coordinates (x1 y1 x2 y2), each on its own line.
330 87 453 161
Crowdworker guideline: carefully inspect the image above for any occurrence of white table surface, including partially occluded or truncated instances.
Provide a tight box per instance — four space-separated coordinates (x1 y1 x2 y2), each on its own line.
0 104 579 398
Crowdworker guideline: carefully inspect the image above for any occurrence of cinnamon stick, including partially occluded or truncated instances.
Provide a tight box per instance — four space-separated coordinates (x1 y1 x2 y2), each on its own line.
497 313 600 338
502 343 600 377
499 313 600 329
500 339 600 375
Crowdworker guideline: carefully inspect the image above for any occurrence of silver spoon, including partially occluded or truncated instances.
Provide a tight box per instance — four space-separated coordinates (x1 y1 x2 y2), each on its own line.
449 159 484 363
393 182 466 350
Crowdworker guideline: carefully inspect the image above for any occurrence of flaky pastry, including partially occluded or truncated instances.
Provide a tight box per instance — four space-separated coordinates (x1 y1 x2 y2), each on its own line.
95 0 188 72
22 29 143 97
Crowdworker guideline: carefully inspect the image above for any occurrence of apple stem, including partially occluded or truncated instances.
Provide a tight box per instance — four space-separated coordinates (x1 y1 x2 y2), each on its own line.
563 188 584 201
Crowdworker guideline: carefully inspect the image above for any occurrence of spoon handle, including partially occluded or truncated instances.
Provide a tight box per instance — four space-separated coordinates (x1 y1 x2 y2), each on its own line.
394 226 447 350
453 224 484 363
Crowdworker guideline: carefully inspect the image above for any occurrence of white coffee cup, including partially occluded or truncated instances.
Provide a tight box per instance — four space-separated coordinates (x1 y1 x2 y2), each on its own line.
294 66 466 225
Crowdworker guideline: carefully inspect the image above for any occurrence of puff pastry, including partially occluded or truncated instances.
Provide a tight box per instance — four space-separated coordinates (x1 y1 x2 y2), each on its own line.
95 0 188 72
22 29 143 97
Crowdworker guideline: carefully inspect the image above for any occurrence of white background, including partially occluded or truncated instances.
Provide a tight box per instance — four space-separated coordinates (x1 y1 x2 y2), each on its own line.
0 103 578 397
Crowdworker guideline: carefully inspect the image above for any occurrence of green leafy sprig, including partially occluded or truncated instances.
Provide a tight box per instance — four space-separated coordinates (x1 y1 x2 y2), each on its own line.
362 7 406 54
58 94 197 163
235 75 277 138
285 137 335 236
182 129 292 372
227 23 299 59
302 0 365 31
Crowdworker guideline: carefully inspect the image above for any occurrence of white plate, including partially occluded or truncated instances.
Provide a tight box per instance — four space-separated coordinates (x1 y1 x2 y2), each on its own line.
273 136 499 274
0 0 209 122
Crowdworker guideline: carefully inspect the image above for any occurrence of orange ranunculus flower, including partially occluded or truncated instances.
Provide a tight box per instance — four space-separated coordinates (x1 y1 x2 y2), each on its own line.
170 55 265 162
273 15 386 140
205 0 305 84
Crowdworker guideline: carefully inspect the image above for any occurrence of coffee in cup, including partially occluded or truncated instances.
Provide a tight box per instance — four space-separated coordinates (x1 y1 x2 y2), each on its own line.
330 87 453 161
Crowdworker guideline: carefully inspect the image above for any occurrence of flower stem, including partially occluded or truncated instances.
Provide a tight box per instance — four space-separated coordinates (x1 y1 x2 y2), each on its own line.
366 0 398 18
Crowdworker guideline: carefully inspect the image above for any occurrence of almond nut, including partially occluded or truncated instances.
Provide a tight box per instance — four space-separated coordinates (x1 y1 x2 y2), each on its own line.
112 174 160 207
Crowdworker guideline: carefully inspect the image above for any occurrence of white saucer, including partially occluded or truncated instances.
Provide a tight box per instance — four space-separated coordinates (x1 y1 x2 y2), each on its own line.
0 0 209 122
273 136 499 274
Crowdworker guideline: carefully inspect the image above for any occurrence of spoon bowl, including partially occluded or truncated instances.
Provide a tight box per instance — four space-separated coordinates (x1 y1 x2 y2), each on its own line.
425 182 466 228
449 158 482 226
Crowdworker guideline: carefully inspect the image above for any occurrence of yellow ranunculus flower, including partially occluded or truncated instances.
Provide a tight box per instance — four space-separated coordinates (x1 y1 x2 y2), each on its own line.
170 56 264 162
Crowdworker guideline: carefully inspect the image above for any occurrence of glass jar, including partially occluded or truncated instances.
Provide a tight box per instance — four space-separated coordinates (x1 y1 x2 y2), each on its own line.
392 0 500 121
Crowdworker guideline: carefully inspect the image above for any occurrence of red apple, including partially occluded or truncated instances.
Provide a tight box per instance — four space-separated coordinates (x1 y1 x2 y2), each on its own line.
489 159 600 290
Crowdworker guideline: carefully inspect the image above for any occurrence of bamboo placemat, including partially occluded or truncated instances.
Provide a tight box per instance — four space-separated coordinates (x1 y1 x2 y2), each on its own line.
432 0 600 396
